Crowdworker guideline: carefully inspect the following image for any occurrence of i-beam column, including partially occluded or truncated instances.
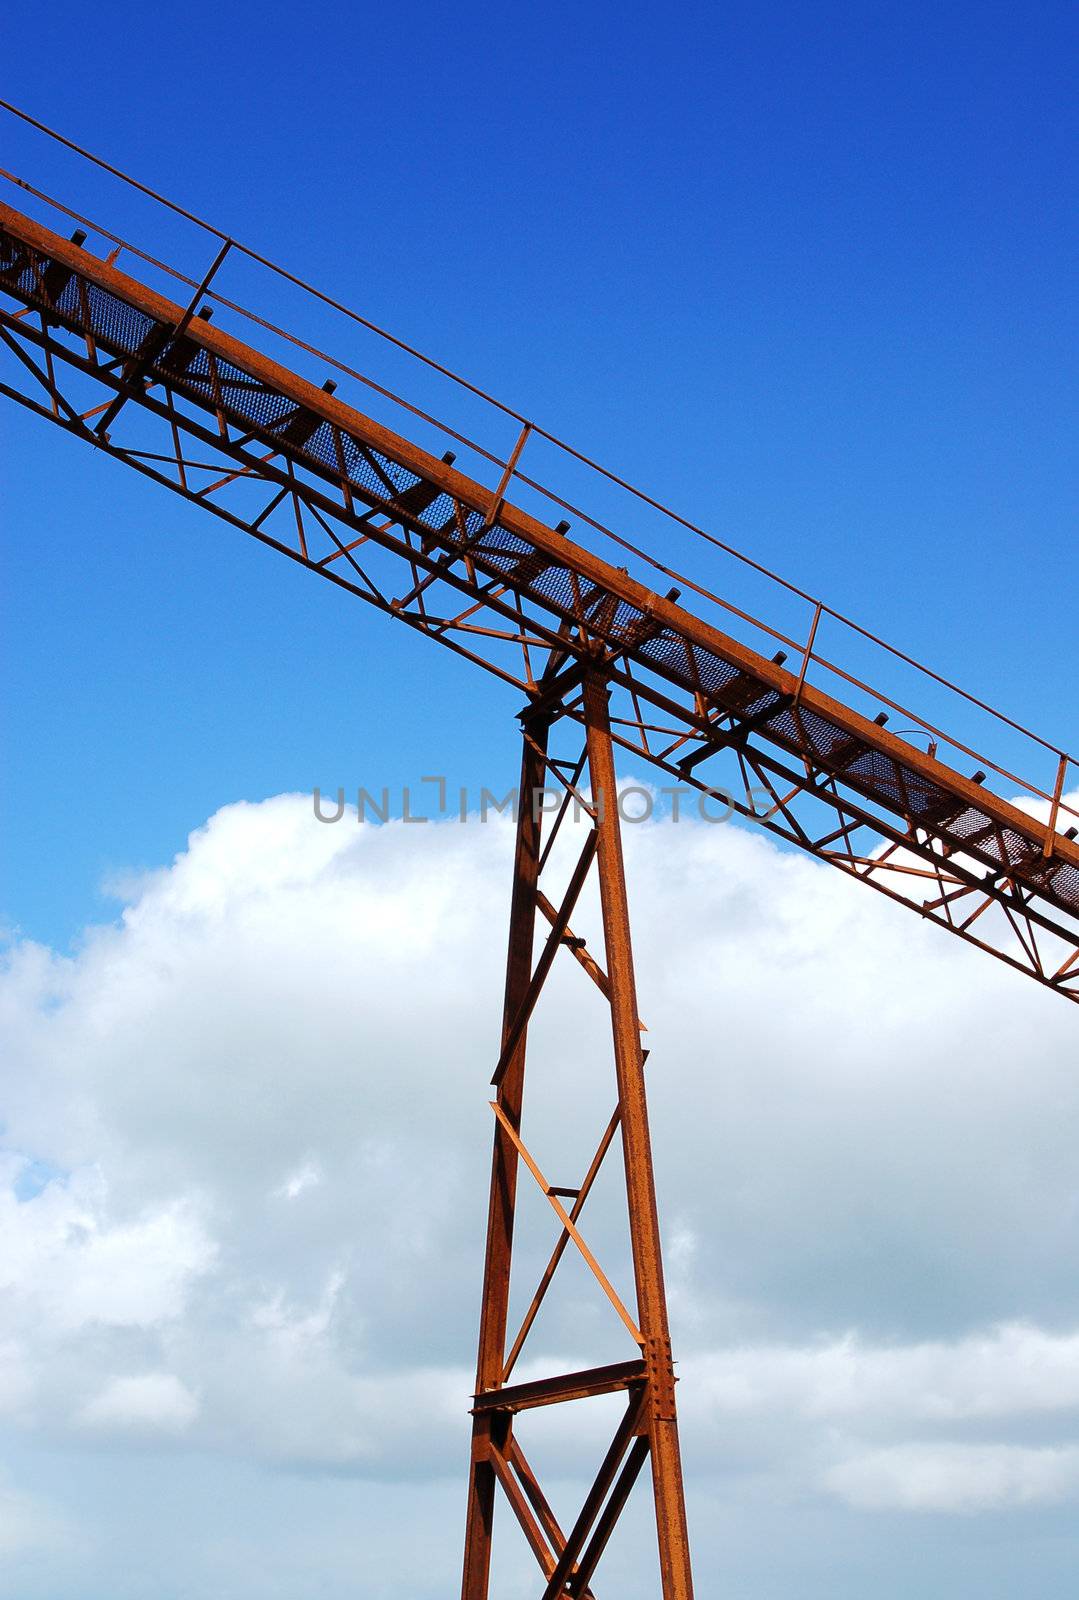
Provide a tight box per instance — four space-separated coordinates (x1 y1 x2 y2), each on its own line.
462 713 551 1599
582 673 694 1598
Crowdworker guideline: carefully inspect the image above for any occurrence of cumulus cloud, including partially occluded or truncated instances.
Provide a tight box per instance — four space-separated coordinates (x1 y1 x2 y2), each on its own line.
1 792 1078 1595
691 1322 1079 1425
78 1373 199 1434
0 1170 215 1333
824 1442 1079 1513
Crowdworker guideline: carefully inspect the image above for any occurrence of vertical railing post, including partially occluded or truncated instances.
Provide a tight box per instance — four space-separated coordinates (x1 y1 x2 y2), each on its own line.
486 420 533 530
795 598 823 704
1045 753 1069 858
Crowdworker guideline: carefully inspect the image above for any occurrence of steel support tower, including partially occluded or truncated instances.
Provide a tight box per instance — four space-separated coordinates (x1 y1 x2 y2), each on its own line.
462 686 692 1597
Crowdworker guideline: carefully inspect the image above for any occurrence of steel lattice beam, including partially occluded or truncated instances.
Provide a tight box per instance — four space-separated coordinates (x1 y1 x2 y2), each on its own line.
1 198 1076 1005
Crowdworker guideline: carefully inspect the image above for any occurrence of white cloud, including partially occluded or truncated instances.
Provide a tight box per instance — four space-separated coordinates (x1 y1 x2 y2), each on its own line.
0 1339 33 1420
824 1442 1079 1513
78 1373 199 1434
0 1167 216 1332
2 793 1079 1594
274 1161 322 1201
691 1322 1079 1424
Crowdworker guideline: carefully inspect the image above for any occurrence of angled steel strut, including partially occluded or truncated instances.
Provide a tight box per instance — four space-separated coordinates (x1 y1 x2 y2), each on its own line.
0 170 1077 1599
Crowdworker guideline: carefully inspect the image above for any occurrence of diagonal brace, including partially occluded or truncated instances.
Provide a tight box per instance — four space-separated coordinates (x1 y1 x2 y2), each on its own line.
489 1101 642 1345
491 830 598 1087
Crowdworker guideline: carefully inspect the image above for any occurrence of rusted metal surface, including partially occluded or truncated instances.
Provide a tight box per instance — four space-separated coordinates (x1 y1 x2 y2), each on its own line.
470 1361 647 1416
583 675 694 1598
463 724 549 1600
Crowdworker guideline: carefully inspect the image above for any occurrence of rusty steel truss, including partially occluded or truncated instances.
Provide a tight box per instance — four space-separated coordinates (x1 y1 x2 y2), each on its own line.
464 691 692 1597
1 139 1077 1599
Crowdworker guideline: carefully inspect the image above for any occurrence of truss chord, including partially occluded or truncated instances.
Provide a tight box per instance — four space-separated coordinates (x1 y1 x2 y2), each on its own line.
463 722 549 1600
582 673 694 1594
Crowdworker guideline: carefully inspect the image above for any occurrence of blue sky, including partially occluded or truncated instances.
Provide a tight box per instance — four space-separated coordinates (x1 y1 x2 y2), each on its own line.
2 0 1076 948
